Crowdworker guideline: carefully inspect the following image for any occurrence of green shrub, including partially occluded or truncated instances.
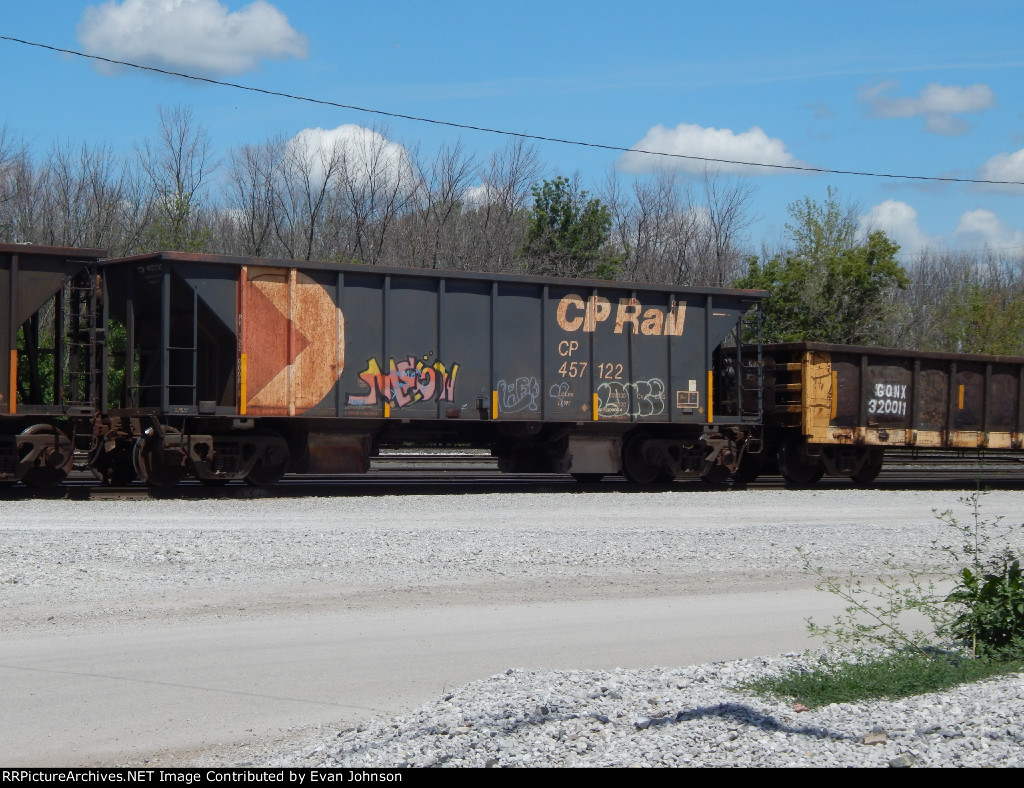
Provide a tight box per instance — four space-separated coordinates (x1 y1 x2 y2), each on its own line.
748 490 1024 707
933 491 1024 655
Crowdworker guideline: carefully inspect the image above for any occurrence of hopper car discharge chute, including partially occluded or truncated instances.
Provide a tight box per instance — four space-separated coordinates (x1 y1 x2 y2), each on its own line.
0 243 107 487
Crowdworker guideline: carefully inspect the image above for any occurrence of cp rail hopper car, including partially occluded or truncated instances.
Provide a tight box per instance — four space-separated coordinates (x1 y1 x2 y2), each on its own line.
94 252 767 487
752 342 1024 486
1 243 107 486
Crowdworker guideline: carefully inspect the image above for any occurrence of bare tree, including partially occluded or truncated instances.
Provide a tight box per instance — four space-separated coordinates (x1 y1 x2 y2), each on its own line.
270 130 344 261
137 105 218 251
892 249 1024 353
610 169 700 284
414 141 479 269
607 168 753 287
0 125 25 237
699 170 755 286
462 139 542 272
37 141 129 250
0 148 44 245
223 137 285 257
330 125 418 266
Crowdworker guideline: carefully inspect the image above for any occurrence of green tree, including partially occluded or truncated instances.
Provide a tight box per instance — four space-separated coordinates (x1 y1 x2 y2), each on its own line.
521 176 624 279
785 186 859 264
736 189 908 344
943 284 1024 355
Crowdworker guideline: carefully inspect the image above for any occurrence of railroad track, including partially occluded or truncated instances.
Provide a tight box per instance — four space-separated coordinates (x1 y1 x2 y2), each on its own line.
4 449 1024 501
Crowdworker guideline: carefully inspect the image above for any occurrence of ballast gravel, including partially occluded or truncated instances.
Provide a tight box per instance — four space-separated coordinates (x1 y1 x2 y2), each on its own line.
3 486 1024 767
274 657 1024 769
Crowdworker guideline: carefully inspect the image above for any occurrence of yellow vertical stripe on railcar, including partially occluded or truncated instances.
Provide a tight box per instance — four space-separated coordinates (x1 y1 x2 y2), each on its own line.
492 390 498 420
384 402 391 418
592 392 599 421
9 350 16 414
831 370 838 419
958 384 965 410
707 370 713 424
239 353 247 415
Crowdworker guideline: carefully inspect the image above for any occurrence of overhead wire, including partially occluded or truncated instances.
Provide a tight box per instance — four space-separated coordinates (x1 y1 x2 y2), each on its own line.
3 34 1024 187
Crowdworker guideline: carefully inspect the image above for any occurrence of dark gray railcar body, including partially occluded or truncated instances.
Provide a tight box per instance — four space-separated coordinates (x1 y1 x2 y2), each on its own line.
758 341 1024 485
99 252 766 486
1 243 107 485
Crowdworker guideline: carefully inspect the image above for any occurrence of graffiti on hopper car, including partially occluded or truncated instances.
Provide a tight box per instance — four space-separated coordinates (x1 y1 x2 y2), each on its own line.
346 355 460 408
597 378 666 417
497 376 540 412
549 382 574 408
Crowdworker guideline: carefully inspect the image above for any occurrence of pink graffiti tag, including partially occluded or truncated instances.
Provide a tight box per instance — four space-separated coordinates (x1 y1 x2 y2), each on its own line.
346 356 460 408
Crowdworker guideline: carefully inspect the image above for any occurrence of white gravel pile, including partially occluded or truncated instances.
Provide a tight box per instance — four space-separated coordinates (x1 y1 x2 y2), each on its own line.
274 656 1024 768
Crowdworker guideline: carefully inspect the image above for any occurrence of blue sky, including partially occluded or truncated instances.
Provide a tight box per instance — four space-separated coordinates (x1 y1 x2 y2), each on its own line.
3 0 1023 261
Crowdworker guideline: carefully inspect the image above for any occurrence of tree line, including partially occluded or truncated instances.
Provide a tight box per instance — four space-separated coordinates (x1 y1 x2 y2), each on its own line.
1 107 1021 356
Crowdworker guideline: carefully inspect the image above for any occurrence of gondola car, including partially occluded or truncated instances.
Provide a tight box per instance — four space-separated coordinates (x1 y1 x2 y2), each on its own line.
752 342 1024 485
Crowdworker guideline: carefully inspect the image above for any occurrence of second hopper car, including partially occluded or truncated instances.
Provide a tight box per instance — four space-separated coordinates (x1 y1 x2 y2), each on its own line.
1 243 107 486
95 251 767 487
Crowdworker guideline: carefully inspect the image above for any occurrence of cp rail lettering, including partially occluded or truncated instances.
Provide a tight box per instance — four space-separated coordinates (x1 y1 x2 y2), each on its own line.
556 294 686 336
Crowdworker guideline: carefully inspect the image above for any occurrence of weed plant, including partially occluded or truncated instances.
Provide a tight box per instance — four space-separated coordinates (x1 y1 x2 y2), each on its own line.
744 650 1022 709
746 490 1024 708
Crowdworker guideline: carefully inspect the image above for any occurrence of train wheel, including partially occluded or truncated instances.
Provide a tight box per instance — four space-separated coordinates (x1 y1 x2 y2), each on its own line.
732 455 761 485
851 449 884 486
133 428 186 488
20 425 73 488
701 464 732 486
245 440 288 487
621 433 669 484
778 440 823 488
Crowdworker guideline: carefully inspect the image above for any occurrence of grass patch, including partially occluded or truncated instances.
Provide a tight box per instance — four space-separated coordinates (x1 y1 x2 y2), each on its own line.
744 651 1024 709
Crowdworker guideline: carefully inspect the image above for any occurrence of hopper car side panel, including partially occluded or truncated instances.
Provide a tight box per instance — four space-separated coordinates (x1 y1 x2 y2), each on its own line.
98 252 764 486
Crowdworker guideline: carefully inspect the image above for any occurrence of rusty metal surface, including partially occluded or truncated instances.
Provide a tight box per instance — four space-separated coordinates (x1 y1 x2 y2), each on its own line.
240 266 344 417
305 433 371 474
765 343 1024 451
767 340 1024 366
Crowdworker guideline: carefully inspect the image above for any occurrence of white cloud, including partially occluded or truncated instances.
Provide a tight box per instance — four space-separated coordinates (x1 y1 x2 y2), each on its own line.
860 200 936 254
859 80 995 136
924 115 969 136
978 148 1024 190
463 182 500 209
286 125 417 195
617 122 804 176
77 0 308 77
954 209 1024 249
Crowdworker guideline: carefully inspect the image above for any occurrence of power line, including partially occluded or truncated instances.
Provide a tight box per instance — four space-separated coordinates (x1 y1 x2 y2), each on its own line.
4 34 1024 187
